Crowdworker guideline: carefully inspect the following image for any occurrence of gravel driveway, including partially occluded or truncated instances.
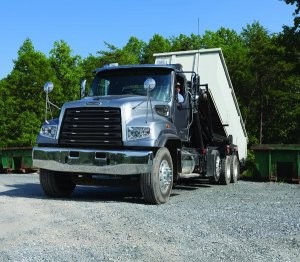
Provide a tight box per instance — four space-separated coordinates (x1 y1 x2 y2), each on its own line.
0 173 299 262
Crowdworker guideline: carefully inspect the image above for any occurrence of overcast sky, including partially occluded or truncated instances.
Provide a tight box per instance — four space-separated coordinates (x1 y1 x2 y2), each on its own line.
0 0 295 79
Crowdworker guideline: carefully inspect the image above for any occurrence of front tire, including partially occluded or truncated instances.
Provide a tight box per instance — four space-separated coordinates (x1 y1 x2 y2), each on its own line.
140 147 173 204
39 169 76 198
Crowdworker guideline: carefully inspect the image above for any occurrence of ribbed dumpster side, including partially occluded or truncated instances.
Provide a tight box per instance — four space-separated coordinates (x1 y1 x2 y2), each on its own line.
252 144 300 183
0 147 33 172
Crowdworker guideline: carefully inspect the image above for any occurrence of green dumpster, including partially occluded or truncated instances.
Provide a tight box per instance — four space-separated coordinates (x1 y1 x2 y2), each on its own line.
252 144 300 183
0 147 33 172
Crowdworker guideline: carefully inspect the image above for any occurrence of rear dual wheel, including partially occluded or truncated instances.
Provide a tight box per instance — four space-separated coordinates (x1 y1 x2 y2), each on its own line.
230 154 240 183
220 154 240 185
209 151 221 184
220 155 231 185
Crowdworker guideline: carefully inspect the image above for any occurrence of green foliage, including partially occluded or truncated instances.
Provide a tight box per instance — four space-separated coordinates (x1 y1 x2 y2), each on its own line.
97 37 145 66
81 55 102 76
142 34 171 63
281 0 300 29
49 40 83 102
238 22 299 144
170 33 201 51
0 39 57 147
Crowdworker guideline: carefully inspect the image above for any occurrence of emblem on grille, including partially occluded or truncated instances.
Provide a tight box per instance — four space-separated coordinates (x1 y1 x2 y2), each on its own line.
86 101 102 105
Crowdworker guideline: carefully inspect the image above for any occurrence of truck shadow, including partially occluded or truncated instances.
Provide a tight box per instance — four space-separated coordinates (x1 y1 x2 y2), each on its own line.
173 178 212 191
0 182 44 198
0 178 213 204
0 182 144 204
72 184 144 204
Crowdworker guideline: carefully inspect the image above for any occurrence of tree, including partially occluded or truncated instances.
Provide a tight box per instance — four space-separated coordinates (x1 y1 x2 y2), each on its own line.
49 40 83 102
122 36 145 64
281 0 300 29
264 89 300 143
0 39 57 147
276 12 300 143
97 37 145 66
169 33 201 51
81 54 102 76
142 34 171 64
241 22 297 144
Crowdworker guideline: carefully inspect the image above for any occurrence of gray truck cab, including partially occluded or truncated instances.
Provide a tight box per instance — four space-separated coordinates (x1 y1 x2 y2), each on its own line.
33 64 192 204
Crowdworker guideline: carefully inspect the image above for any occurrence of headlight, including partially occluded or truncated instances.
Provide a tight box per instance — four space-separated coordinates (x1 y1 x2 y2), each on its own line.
127 126 151 140
40 125 58 139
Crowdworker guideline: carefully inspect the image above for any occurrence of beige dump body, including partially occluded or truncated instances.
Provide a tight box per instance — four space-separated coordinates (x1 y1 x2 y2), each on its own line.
154 48 247 161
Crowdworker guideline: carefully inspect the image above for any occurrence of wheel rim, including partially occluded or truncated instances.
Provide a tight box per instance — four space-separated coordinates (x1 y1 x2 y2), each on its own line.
232 156 239 180
159 159 172 193
225 158 231 180
215 156 221 180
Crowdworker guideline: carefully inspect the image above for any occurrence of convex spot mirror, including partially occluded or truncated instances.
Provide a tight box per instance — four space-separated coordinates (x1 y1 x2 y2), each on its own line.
44 82 54 93
144 78 156 90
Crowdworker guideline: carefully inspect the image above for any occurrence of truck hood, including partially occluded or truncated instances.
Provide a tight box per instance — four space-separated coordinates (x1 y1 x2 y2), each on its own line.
63 95 160 108
60 95 170 123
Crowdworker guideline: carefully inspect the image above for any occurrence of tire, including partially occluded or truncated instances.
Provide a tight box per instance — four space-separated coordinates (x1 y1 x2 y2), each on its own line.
140 147 173 204
39 169 76 198
220 156 231 185
209 151 221 184
230 154 240 183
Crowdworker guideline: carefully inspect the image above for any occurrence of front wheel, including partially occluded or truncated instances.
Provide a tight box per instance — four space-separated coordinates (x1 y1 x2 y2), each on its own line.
39 169 76 198
140 147 173 204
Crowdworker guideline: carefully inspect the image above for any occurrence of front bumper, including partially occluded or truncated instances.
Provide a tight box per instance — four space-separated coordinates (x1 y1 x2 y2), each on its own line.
32 147 153 175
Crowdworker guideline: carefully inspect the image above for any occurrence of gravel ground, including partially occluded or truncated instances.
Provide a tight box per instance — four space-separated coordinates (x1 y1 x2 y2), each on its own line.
0 173 299 262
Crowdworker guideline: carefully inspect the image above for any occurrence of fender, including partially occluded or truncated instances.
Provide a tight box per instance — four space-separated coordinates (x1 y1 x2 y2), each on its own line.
155 132 181 148
155 132 182 181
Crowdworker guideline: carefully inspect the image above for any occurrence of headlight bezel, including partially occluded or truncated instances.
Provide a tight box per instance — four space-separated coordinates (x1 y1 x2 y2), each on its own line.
40 124 58 139
127 126 151 141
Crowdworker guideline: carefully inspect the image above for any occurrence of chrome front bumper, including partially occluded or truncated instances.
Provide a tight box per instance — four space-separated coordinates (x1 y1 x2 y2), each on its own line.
32 147 153 175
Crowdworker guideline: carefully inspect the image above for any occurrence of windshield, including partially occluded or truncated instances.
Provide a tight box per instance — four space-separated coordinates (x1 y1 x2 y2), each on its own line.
89 68 172 102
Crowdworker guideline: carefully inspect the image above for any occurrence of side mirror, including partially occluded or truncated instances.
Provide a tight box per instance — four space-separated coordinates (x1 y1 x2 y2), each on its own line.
80 79 86 98
144 78 156 90
43 81 60 123
44 82 54 94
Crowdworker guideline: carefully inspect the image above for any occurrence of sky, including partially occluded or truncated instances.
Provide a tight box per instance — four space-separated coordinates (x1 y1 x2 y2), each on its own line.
0 0 296 79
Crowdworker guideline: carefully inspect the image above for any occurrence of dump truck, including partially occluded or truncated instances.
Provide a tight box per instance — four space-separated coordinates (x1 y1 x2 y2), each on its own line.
33 48 247 204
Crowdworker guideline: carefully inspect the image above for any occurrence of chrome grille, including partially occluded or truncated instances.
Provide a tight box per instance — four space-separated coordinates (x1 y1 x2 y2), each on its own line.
59 107 122 148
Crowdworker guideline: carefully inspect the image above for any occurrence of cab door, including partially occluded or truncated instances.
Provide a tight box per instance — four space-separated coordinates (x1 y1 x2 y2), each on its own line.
173 81 190 142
